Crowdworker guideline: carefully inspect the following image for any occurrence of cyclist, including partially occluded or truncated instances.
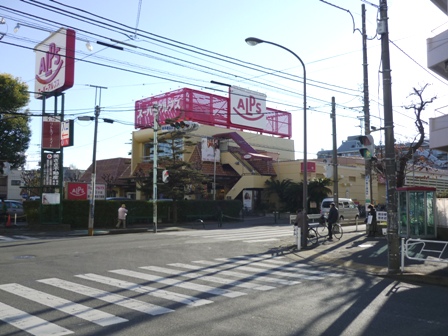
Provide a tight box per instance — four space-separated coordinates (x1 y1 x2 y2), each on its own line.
327 202 339 241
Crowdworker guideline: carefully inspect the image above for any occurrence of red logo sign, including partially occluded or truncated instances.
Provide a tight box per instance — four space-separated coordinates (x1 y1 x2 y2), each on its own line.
233 95 263 121
67 183 88 200
34 28 75 99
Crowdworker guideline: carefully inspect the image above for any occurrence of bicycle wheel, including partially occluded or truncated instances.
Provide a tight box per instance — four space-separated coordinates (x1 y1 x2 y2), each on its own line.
332 224 343 240
315 224 329 237
307 228 318 245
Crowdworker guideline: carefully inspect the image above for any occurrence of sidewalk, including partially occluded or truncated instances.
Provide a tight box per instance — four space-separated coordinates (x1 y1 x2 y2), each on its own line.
282 224 448 287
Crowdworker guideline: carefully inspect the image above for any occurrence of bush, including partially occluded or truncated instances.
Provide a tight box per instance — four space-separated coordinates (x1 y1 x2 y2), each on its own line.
23 199 243 229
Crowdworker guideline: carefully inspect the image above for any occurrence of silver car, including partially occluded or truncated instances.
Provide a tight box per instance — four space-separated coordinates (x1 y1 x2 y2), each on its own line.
1 200 25 221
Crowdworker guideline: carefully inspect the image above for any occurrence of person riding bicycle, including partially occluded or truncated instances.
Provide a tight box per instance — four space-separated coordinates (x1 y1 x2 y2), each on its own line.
327 202 339 241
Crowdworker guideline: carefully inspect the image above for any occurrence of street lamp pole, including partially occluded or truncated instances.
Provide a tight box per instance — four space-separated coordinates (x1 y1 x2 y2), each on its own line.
245 37 308 248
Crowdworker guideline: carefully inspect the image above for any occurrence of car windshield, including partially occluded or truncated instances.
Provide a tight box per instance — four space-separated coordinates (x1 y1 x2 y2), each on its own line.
322 201 332 208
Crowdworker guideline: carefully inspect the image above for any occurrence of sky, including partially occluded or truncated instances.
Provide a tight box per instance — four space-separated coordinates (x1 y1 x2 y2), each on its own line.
1 0 448 171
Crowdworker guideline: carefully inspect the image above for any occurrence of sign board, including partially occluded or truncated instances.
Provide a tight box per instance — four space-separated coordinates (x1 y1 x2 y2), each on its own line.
42 193 60 205
301 162 316 173
87 183 106 200
243 189 253 211
43 153 60 186
201 137 220 162
61 119 74 147
66 182 106 200
230 86 266 130
34 28 76 99
42 115 61 150
365 174 371 208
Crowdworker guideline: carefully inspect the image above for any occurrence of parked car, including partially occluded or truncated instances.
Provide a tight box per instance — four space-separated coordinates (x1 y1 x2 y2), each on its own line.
320 197 359 222
0 200 26 221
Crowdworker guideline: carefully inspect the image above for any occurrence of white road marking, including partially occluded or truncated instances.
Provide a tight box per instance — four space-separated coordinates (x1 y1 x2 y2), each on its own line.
0 283 127 326
188 261 300 286
0 301 73 336
75 273 212 307
140 265 275 291
109 269 246 298
38 278 173 316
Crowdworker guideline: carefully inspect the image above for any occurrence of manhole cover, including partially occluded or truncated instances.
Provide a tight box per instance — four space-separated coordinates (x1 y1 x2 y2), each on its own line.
15 255 36 260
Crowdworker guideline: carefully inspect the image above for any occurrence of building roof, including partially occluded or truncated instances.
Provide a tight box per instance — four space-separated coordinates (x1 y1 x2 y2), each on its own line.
80 158 131 185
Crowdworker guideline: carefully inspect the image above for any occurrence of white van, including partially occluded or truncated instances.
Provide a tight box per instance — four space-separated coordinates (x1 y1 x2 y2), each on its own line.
320 198 359 222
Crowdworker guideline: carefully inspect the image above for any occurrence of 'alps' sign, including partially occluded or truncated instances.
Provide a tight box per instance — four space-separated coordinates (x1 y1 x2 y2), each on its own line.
229 86 267 130
34 28 75 99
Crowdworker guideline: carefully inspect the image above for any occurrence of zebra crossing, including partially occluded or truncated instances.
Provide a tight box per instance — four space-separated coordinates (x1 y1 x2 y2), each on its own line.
0 254 341 335
162 225 293 243
0 235 37 242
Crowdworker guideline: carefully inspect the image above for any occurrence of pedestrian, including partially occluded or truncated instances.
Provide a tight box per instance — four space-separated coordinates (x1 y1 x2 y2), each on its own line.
367 204 377 236
327 202 339 241
116 204 128 228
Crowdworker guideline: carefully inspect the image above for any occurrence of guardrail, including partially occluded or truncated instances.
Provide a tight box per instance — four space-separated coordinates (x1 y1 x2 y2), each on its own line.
401 238 448 272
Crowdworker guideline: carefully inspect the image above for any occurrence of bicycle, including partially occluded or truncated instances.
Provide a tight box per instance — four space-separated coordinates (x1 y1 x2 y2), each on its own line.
307 227 318 245
313 216 343 240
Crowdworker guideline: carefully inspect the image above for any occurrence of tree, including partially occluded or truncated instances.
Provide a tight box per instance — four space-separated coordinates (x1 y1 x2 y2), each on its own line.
134 125 210 201
374 85 436 188
0 73 31 173
21 169 40 197
308 178 332 213
157 127 210 201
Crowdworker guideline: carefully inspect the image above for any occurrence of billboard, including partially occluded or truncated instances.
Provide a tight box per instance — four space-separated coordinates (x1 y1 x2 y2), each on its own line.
201 137 220 162
61 119 74 147
34 28 75 99
66 182 106 200
229 86 267 130
135 88 292 138
43 153 60 186
42 115 61 150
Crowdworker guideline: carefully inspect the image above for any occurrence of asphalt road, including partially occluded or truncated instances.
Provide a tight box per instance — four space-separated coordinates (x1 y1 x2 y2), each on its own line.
1 225 448 336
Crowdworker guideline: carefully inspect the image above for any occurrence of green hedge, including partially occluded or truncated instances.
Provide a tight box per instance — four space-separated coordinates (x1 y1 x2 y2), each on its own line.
23 199 243 230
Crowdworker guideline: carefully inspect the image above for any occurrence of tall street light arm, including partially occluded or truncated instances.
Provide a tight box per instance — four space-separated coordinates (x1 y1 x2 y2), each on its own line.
245 37 308 248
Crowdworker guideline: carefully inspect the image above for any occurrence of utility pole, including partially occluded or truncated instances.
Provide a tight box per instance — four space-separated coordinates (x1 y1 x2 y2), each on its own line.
87 85 107 237
379 0 399 273
331 97 338 206
362 4 373 211
152 105 159 233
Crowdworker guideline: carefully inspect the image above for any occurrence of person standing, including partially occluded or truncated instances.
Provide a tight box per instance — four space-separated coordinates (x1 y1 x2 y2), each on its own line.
327 202 339 241
116 204 128 228
367 204 377 236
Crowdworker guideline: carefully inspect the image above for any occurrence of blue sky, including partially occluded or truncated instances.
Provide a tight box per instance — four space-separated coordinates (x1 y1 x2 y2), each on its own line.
1 0 448 170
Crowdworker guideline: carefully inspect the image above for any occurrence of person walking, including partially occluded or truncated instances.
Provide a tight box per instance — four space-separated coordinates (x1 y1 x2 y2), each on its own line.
327 202 339 241
367 204 377 236
116 204 128 228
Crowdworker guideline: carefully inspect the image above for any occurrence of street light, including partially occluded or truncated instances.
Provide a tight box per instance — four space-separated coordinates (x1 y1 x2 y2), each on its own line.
245 37 308 248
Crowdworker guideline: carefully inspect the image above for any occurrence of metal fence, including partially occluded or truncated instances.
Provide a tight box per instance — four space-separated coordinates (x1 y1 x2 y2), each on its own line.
401 238 448 272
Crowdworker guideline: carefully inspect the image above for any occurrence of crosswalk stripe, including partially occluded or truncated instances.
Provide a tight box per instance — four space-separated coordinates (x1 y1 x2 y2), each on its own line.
75 273 212 307
0 236 16 242
209 259 324 280
216 257 342 277
186 261 300 286
0 301 73 336
0 283 126 326
200 232 291 239
244 238 281 243
140 266 275 291
0 235 36 242
109 269 246 298
10 235 37 240
38 278 173 316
